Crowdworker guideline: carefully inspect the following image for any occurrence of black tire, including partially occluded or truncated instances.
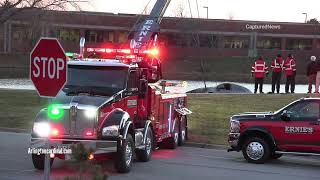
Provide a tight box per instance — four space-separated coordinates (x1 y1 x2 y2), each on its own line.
242 137 271 164
178 116 187 146
115 134 134 173
271 153 283 159
136 128 153 162
32 154 54 170
167 121 179 149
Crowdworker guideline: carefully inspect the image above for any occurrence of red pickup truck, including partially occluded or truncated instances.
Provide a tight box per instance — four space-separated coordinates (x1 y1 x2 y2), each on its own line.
228 98 320 163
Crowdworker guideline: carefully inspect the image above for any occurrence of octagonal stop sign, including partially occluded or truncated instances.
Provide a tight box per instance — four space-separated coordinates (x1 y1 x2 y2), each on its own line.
30 38 67 97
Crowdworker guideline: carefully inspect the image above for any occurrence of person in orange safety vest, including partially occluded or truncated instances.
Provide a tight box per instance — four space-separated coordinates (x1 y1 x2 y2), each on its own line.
284 54 296 93
251 56 268 93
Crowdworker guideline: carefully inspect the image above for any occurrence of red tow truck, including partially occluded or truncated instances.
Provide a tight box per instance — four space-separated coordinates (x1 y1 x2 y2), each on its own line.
30 0 191 173
228 97 320 163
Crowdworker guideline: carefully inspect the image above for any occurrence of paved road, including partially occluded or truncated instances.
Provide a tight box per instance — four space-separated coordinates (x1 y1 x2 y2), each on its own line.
0 131 319 180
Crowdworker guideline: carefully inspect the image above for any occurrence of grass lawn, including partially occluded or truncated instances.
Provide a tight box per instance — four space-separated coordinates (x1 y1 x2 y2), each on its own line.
0 89 308 145
187 93 307 145
0 89 47 129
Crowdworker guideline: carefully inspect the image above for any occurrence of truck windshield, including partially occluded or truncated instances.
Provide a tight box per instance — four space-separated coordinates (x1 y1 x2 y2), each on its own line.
63 65 128 96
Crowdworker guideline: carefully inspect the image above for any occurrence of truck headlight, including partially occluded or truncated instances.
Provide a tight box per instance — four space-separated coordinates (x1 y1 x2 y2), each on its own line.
84 108 97 119
230 119 240 133
102 125 119 137
33 122 51 137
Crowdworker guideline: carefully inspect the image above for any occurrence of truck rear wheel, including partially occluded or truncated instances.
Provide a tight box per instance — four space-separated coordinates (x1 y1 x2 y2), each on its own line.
167 123 179 149
178 116 187 146
115 134 134 173
32 154 54 170
242 137 271 164
136 128 153 162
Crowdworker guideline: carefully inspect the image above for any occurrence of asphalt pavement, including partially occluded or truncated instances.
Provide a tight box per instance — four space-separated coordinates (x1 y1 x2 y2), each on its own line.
0 131 319 180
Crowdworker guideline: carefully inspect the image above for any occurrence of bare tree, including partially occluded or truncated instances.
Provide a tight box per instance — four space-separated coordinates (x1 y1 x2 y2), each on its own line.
228 11 234 20
307 18 319 24
173 0 186 17
0 0 88 23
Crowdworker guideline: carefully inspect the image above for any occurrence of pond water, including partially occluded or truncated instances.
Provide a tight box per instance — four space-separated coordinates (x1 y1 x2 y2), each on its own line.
0 79 310 94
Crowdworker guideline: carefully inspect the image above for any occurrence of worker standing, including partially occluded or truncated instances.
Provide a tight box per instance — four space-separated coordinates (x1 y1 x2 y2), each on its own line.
307 56 317 93
271 54 284 94
284 54 296 93
251 56 268 93
314 58 320 93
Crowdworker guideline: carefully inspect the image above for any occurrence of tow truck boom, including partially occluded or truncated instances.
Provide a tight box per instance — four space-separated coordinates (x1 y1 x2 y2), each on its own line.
132 0 171 49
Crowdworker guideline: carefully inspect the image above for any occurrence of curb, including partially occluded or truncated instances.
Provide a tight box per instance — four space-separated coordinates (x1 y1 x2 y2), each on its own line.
0 127 29 133
185 142 228 150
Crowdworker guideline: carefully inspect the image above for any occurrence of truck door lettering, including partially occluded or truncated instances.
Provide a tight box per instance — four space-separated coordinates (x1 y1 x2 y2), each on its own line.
285 126 314 134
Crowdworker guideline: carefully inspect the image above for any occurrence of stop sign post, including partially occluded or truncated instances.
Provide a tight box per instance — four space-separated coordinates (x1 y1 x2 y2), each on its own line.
30 38 67 98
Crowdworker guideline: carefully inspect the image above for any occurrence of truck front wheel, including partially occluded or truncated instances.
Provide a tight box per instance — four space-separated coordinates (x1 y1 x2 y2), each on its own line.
115 134 134 173
242 137 271 164
32 154 54 170
136 128 153 162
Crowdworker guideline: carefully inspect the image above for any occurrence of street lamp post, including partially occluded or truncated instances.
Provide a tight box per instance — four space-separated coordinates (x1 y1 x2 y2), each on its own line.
203 6 208 19
302 12 308 23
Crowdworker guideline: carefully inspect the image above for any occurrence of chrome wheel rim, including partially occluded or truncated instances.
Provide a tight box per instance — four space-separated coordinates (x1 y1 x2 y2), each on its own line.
174 132 178 145
246 142 264 160
125 142 133 166
146 136 152 155
181 130 186 142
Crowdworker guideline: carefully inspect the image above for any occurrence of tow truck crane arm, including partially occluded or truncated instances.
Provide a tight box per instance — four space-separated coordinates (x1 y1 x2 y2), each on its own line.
132 0 171 49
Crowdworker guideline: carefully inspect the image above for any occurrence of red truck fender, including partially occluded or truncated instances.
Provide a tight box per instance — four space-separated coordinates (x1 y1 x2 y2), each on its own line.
238 126 277 151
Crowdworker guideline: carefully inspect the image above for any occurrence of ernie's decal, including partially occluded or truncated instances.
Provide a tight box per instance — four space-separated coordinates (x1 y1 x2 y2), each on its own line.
285 126 313 134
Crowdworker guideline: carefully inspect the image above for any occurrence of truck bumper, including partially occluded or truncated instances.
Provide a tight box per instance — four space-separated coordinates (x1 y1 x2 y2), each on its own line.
228 133 240 152
30 138 118 159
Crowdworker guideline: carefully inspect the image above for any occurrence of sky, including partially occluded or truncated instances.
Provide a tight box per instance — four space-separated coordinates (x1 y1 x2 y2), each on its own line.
79 0 320 23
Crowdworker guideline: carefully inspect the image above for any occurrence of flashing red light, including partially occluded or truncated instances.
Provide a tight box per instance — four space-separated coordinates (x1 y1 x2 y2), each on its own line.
149 48 159 56
105 48 113 53
51 128 60 136
143 48 160 57
51 128 60 137
119 49 131 54
85 130 93 136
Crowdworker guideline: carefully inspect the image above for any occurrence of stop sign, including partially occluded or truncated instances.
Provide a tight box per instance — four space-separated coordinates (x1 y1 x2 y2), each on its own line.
30 38 67 97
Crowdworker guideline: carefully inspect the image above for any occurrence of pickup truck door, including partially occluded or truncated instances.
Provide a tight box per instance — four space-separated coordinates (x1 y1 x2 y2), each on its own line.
275 100 320 152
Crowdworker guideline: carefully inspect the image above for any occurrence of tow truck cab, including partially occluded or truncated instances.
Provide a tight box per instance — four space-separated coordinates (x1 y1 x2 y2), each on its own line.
228 98 320 164
31 59 191 173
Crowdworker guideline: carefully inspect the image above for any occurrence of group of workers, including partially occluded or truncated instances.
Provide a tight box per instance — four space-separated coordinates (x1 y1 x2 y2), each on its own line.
250 54 316 94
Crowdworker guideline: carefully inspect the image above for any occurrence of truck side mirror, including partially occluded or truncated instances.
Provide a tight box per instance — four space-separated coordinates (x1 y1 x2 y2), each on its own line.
280 111 291 121
139 79 148 95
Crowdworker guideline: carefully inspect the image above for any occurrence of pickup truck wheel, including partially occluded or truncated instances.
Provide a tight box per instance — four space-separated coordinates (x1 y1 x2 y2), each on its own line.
136 128 153 162
178 116 187 146
32 154 54 170
115 134 134 173
242 137 271 164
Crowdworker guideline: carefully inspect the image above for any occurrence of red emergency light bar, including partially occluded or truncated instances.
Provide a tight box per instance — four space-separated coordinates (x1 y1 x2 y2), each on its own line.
87 48 132 54
86 47 158 57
